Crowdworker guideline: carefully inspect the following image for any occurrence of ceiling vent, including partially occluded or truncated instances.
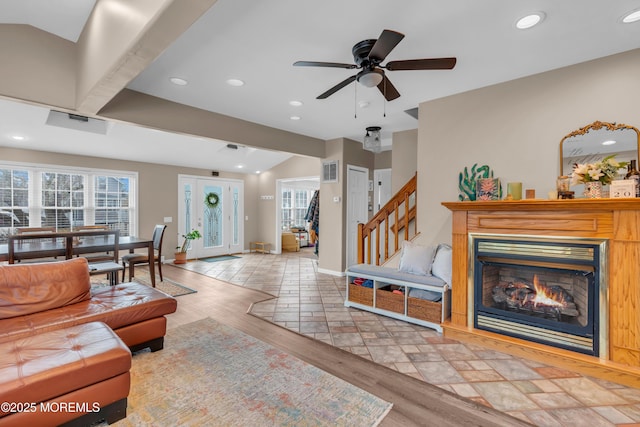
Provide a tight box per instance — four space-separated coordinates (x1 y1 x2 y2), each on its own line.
226 144 239 150
321 160 339 183
45 110 109 135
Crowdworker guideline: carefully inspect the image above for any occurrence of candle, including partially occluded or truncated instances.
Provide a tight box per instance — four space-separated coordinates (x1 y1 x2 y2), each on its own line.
507 182 522 200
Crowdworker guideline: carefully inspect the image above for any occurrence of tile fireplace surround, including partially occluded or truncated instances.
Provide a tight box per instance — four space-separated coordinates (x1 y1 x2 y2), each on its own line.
442 199 640 388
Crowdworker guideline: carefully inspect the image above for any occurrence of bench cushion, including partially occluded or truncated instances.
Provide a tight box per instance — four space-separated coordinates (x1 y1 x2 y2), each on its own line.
0 258 91 320
347 264 447 288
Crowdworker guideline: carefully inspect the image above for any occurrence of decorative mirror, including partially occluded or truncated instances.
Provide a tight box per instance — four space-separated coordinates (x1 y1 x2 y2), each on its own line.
560 121 640 176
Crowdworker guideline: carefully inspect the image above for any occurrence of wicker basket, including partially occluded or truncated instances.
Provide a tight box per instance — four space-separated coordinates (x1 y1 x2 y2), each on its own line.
348 283 373 306
375 287 405 314
407 297 442 323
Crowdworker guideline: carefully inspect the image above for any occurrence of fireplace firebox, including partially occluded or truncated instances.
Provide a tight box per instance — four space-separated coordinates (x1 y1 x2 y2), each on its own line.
472 235 607 356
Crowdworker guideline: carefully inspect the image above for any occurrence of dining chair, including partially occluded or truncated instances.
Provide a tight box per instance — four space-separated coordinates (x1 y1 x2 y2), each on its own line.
121 224 166 283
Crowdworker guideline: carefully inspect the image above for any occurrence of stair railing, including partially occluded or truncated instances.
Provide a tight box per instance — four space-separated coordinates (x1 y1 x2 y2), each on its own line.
357 173 417 265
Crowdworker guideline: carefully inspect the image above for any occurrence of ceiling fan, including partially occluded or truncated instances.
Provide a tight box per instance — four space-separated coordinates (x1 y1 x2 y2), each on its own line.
293 29 457 101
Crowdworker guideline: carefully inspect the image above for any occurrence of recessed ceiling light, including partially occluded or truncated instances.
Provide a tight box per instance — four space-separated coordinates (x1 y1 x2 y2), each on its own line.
236 165 244 169
11 135 25 141
602 140 617 146
516 12 545 29
359 101 370 109
622 9 640 24
255 170 261 174
226 79 245 87
290 116 301 121
169 77 188 86
289 100 303 107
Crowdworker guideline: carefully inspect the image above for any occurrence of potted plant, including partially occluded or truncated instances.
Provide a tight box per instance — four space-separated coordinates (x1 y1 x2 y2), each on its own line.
174 229 202 264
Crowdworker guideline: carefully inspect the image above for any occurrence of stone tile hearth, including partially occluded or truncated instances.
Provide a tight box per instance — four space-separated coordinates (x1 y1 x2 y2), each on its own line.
175 249 640 427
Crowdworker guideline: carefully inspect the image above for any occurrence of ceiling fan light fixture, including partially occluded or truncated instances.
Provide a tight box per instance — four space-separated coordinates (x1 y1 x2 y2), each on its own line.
357 69 384 88
516 12 545 30
363 126 382 153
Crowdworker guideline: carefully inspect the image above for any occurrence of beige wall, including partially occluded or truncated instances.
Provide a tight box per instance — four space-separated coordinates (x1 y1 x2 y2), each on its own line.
374 150 392 170
0 25 75 109
0 147 254 257
416 48 640 247
391 129 417 192
317 138 376 274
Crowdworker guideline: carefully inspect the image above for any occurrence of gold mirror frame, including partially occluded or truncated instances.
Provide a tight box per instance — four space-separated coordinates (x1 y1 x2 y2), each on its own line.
560 121 640 176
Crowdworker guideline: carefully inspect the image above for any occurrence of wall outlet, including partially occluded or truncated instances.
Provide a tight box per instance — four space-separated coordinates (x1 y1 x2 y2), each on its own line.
163 216 173 223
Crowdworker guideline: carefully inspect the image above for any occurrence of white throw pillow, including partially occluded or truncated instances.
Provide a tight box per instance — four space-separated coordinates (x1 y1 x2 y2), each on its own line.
398 241 435 276
431 243 453 284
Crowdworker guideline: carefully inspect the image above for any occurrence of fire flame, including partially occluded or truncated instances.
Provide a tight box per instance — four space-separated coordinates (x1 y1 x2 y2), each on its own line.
532 275 566 308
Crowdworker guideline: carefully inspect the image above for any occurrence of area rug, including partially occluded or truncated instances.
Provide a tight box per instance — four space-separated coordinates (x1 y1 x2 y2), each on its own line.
199 255 240 262
90 270 197 297
119 317 392 426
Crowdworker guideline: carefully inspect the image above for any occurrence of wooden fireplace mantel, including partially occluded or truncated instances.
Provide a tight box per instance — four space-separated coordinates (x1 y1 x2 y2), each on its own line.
442 198 640 387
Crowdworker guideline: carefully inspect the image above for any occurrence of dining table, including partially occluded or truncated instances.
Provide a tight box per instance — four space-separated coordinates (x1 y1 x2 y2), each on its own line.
0 233 157 287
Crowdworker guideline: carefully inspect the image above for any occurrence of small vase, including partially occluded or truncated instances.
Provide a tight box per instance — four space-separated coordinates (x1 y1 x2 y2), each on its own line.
584 181 603 199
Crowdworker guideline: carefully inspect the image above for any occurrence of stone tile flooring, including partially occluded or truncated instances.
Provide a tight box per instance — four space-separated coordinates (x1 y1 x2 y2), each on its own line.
177 249 640 426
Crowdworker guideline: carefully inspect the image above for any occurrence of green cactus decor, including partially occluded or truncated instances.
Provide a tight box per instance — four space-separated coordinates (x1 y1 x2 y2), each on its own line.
458 164 494 201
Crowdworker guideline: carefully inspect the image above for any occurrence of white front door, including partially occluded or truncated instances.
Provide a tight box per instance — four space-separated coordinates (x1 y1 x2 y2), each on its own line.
346 165 369 268
178 175 243 258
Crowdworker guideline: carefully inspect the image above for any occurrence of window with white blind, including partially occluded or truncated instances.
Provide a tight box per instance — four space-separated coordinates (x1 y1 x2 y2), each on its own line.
0 163 137 243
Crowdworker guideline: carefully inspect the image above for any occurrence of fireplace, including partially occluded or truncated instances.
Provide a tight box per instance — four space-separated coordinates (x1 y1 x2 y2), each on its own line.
471 234 607 356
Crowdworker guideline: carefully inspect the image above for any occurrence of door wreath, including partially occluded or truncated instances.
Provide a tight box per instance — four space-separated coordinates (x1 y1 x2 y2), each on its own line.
204 192 220 209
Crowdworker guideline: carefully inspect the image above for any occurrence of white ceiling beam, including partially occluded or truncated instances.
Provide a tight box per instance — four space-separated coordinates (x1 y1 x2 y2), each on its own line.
75 0 218 115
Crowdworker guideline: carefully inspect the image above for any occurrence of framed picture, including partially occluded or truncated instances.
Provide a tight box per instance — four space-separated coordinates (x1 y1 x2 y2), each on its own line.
476 178 501 200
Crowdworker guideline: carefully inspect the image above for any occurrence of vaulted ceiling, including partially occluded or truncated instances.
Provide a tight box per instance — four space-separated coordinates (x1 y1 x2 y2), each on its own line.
1 0 639 172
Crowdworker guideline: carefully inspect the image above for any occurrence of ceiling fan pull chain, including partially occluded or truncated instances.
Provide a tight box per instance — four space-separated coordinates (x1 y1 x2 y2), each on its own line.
354 81 358 118
383 78 387 117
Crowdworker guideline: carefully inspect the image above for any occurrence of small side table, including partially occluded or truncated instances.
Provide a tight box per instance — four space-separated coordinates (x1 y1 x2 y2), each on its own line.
250 241 271 254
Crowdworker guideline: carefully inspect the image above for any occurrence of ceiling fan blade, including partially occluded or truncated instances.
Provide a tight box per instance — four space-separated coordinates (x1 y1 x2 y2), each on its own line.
368 30 405 62
317 75 357 99
377 74 400 101
293 61 357 69
385 57 457 71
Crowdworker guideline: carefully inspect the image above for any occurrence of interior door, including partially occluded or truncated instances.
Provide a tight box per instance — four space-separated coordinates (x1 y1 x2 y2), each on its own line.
178 176 243 258
346 165 369 268
373 168 392 212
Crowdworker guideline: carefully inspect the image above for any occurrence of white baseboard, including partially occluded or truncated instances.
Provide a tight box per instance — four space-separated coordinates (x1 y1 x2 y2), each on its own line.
317 267 345 277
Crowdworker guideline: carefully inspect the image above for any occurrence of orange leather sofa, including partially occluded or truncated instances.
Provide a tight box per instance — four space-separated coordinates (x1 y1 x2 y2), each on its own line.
0 258 178 426
0 257 177 352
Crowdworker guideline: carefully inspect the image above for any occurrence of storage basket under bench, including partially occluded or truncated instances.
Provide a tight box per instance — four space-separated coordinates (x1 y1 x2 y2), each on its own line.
345 263 451 332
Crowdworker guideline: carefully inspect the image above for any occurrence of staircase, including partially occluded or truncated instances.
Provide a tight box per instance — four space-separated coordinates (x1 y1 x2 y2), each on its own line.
357 173 417 265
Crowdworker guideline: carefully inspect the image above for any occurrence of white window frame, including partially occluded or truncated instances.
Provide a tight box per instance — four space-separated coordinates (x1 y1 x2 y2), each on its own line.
0 160 138 237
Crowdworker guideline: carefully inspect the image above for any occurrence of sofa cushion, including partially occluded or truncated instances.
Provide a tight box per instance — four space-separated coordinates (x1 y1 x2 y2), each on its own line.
0 322 131 412
398 240 436 276
0 282 177 344
347 264 447 288
0 258 91 320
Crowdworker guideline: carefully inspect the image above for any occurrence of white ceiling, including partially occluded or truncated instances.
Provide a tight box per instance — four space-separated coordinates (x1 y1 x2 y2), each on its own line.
1 0 640 172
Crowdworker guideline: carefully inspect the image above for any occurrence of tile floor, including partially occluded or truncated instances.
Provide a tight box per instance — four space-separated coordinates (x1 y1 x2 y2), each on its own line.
177 248 640 427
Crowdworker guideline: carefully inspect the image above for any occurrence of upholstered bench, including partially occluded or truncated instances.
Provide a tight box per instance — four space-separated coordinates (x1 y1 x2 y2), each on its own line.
0 322 131 427
345 242 452 332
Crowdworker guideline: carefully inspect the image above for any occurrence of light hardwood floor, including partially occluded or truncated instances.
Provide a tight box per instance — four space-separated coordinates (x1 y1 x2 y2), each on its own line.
159 264 532 427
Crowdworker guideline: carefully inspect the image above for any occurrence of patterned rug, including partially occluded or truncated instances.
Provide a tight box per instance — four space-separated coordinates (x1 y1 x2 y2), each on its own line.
118 317 392 426
90 270 196 297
